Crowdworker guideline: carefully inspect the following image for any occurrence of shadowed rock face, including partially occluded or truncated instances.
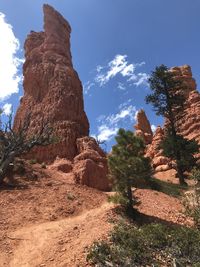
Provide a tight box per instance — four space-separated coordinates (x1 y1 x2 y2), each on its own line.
13 5 110 190
143 65 200 172
14 4 89 161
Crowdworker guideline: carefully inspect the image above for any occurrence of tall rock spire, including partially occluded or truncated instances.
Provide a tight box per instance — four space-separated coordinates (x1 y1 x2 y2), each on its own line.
134 109 153 145
14 4 89 161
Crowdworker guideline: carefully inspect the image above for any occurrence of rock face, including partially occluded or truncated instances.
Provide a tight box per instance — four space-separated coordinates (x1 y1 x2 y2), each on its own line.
144 65 200 172
145 127 170 172
134 109 153 145
73 137 110 191
14 4 89 162
13 5 109 190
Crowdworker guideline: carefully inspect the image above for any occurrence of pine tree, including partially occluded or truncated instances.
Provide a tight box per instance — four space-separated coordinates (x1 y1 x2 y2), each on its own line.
108 128 151 214
146 65 199 185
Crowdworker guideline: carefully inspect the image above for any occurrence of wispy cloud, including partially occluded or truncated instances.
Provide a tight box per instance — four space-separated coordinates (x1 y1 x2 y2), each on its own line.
93 101 138 142
2 103 12 115
95 125 118 142
151 124 157 132
84 54 149 94
83 81 95 95
0 12 23 101
117 82 126 90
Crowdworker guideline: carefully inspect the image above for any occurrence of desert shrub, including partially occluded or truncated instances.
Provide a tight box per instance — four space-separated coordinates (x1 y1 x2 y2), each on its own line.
41 162 46 169
0 112 55 184
190 167 200 183
87 222 200 266
66 192 76 201
29 159 37 165
183 168 200 229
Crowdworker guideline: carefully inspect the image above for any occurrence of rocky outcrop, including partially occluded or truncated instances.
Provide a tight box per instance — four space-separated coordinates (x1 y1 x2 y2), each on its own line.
73 137 109 191
13 5 109 190
144 65 200 172
134 109 153 145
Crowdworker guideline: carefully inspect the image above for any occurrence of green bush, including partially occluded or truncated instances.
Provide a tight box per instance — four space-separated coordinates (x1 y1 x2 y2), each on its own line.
87 222 200 266
190 167 200 183
29 159 37 165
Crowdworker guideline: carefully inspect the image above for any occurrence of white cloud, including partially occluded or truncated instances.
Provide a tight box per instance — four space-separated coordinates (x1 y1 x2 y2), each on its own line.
2 103 12 115
117 82 126 90
83 81 95 94
130 73 149 87
93 101 138 141
84 55 149 94
151 124 157 132
105 105 137 126
0 12 23 101
134 110 139 121
96 65 104 73
97 125 118 141
95 54 149 87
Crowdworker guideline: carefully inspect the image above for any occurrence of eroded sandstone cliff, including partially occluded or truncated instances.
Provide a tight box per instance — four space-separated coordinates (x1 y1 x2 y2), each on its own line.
137 65 200 172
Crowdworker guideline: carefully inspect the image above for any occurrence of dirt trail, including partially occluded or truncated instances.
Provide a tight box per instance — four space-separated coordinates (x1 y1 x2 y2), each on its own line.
0 164 113 267
0 162 193 267
4 201 113 267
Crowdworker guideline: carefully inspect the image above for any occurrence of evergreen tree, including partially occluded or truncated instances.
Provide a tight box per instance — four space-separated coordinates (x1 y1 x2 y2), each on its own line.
108 128 151 214
161 132 199 175
146 65 199 185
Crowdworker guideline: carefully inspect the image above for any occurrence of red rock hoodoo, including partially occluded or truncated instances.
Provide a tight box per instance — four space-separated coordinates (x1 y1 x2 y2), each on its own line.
134 109 153 145
138 65 200 172
13 4 109 190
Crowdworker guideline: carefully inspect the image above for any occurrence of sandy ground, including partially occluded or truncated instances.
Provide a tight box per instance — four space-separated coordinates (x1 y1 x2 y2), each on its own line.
0 163 192 267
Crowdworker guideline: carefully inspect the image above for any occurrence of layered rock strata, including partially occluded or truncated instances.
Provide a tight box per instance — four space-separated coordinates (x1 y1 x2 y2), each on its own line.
13 5 109 190
138 65 200 172
73 137 109 191
14 4 89 161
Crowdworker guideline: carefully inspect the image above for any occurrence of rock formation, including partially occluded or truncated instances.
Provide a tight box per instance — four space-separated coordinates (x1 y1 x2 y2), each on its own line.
140 65 200 172
145 127 170 172
134 109 153 145
73 137 109 191
13 4 109 190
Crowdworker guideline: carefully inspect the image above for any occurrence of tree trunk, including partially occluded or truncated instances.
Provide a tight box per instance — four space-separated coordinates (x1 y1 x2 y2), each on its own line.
170 123 187 186
127 180 134 215
177 166 187 186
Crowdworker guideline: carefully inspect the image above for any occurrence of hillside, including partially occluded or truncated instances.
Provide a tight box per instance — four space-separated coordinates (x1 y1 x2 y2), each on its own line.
0 161 193 267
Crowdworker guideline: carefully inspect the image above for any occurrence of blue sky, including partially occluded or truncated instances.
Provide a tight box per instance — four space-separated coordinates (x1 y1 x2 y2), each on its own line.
0 0 199 150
